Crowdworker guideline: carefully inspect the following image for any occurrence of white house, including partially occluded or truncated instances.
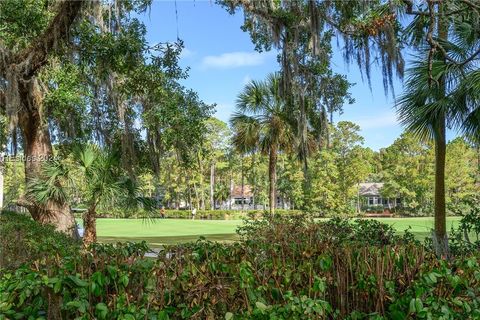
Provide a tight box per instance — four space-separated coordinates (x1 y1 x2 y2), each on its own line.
358 182 401 211
220 185 291 210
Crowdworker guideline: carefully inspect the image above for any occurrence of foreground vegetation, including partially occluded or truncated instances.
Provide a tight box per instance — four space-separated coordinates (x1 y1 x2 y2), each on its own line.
83 216 464 247
2 211 480 319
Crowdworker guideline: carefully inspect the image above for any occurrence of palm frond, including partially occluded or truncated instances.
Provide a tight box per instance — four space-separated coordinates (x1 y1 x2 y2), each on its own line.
235 79 268 114
230 113 261 153
26 160 72 205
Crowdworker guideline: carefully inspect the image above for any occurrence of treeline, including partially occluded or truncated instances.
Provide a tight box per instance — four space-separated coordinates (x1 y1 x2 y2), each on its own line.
4 119 478 216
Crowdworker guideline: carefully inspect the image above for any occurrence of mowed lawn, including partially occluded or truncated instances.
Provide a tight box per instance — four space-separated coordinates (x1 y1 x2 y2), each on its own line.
91 219 242 247
87 216 463 248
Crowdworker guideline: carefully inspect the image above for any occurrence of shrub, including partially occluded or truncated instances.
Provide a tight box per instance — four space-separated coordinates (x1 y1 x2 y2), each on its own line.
387 257 480 319
91 208 308 220
441 205 480 257
0 214 424 319
238 215 419 247
1 213 479 319
361 205 385 213
0 211 79 269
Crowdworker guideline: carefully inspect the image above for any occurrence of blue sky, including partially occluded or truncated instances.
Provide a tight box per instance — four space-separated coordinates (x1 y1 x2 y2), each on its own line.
137 1 454 150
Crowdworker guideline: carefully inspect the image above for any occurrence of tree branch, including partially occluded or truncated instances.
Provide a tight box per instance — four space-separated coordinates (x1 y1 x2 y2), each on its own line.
0 89 5 112
13 0 85 79
461 0 480 11
16 196 39 219
0 40 12 77
402 0 429 16
225 0 274 23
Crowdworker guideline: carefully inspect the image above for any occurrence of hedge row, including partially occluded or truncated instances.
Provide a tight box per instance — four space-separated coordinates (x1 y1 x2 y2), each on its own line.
92 209 308 219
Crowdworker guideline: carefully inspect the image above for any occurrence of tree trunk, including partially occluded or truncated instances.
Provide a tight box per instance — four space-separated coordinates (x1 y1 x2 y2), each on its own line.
268 146 277 215
186 174 192 210
83 206 97 246
475 144 480 184
0 152 4 210
251 152 256 209
0 0 84 238
229 173 233 210
241 155 245 211
198 153 206 210
433 116 448 258
210 162 215 210
432 1 449 258
193 180 200 210
17 82 78 238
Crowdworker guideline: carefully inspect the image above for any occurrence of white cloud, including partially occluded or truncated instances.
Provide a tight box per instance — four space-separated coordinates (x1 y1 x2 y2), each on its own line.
180 48 195 59
200 51 273 70
355 112 399 130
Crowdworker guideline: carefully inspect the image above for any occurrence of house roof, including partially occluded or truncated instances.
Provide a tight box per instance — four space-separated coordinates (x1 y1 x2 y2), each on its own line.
359 183 384 196
231 185 253 198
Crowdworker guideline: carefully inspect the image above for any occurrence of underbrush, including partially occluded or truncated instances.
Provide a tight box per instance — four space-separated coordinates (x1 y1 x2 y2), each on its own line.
1 213 480 319
0 211 79 269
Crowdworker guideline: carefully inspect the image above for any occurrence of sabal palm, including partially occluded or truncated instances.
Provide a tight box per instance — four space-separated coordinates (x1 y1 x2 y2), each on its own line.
27 144 149 245
231 73 294 214
397 16 480 256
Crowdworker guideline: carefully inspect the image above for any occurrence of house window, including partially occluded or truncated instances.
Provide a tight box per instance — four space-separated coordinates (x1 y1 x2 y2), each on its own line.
235 198 250 205
368 197 375 205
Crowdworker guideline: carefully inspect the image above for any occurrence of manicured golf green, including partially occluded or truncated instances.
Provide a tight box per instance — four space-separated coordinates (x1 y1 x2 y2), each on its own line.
85 216 463 248
371 216 461 240
92 219 242 246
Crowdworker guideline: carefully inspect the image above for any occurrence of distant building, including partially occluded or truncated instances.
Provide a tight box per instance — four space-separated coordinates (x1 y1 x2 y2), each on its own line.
220 185 291 210
358 182 401 211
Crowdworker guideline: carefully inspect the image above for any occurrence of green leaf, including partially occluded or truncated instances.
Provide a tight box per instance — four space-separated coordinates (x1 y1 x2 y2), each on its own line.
95 302 108 319
67 275 88 287
119 274 129 287
225 312 234 320
158 310 170 320
255 302 268 311
409 298 423 314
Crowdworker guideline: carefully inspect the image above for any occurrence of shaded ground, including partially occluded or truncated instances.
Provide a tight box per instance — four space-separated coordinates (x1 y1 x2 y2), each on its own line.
78 216 464 248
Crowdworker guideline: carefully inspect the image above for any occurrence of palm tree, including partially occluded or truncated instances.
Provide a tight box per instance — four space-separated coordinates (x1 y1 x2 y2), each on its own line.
27 144 152 246
397 13 480 256
231 73 294 214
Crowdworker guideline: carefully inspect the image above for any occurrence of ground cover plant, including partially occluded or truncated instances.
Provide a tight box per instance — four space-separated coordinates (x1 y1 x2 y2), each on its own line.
2 212 480 319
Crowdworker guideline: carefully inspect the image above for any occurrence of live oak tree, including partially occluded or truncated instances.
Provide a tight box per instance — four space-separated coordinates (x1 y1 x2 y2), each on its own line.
0 0 211 236
221 0 355 172
0 0 85 236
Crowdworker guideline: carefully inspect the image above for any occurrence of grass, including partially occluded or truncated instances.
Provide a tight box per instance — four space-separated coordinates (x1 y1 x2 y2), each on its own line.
90 219 241 246
84 216 463 248
371 216 461 240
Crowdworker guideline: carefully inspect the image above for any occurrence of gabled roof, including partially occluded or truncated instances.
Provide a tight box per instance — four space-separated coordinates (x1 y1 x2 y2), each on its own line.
231 185 253 198
359 182 384 196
